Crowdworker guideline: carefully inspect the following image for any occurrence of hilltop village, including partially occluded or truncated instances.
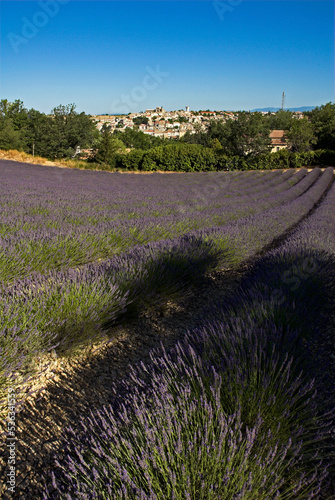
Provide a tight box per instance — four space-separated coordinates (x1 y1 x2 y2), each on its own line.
93 107 232 139
93 106 305 140
88 106 306 156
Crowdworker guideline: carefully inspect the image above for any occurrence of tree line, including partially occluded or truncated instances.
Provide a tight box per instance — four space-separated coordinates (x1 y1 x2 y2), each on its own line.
0 100 98 159
94 104 335 170
0 99 334 170
181 105 335 154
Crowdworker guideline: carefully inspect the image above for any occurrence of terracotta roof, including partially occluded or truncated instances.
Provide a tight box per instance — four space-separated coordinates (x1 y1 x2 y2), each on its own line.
269 129 287 146
270 130 286 138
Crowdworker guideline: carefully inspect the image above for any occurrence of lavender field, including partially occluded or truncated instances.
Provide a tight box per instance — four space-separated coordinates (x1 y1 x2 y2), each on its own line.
1 160 335 499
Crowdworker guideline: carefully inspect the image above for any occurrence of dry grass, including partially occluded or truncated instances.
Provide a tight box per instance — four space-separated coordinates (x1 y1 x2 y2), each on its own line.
0 149 59 166
0 149 92 170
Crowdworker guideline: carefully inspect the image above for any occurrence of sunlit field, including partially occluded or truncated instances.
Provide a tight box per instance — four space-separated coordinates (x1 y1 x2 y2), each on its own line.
1 160 334 499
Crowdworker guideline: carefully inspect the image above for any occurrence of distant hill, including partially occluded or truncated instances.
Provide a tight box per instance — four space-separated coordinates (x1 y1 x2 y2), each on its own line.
250 106 316 112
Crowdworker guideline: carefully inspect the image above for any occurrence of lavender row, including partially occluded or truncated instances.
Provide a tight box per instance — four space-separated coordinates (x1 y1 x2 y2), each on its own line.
1 169 332 412
0 163 295 238
0 168 312 283
43 171 335 499
187 167 334 265
6 163 327 310
0 167 327 317
0 164 294 241
0 161 282 215
0 235 223 410
0 166 298 233
3 166 330 388
271 177 335 256
46 323 329 499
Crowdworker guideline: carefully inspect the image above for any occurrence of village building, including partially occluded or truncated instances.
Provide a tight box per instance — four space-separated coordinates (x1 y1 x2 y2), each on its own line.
270 130 288 153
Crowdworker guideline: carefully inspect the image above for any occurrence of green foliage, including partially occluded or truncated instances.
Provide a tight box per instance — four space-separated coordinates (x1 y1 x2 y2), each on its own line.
0 116 23 150
211 138 223 151
307 102 335 150
141 155 158 171
50 104 99 158
265 109 294 130
113 127 165 150
181 128 210 147
115 148 145 170
133 116 149 125
182 113 272 157
1 98 334 170
95 124 126 165
285 117 317 153
77 146 335 173
245 149 335 170
314 149 335 165
0 99 29 137
181 107 335 157
26 109 61 157
0 99 28 150
141 143 218 172
221 112 272 157
0 99 99 159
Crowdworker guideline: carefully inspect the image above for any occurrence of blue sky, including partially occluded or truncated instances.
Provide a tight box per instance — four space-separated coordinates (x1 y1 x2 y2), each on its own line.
0 1 334 114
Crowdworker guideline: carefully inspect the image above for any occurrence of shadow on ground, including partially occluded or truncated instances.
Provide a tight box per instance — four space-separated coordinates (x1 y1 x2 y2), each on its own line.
1 245 335 499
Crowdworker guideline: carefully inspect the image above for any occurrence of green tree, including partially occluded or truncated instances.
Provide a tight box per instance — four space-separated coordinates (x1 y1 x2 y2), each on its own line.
210 113 271 157
307 102 335 150
50 104 98 158
115 148 145 170
206 120 227 146
143 143 218 172
181 127 209 147
113 128 164 150
95 124 126 164
286 118 316 153
0 99 10 116
0 116 23 150
211 138 223 151
0 99 99 158
23 109 54 157
7 99 28 131
0 99 29 149
133 116 149 125
266 110 294 131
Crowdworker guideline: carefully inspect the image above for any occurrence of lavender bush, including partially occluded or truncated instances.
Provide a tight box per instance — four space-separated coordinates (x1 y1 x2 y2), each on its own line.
43 170 335 499
0 234 223 407
44 319 332 499
1 164 333 411
0 162 307 283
